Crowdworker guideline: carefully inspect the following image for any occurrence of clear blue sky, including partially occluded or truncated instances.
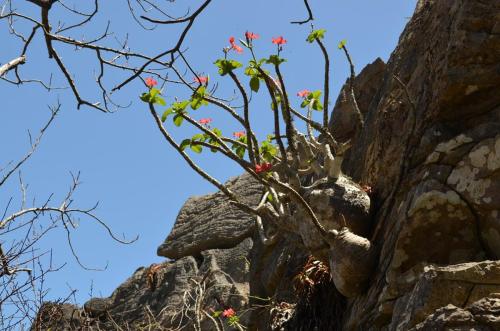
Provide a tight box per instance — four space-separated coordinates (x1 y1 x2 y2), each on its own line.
0 0 416 305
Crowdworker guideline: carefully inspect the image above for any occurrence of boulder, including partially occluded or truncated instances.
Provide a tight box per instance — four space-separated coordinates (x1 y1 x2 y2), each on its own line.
157 173 261 259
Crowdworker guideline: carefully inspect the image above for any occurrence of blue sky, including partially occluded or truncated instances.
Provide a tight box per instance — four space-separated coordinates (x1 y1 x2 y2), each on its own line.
0 0 416 306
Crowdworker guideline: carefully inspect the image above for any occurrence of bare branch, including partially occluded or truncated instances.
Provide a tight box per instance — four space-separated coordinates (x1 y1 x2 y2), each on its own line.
291 0 314 25
0 56 26 76
0 104 59 187
340 44 364 129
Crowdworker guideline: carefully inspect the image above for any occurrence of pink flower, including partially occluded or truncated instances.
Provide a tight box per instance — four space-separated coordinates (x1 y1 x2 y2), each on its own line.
145 77 157 88
255 162 272 174
198 118 212 125
229 36 244 54
272 36 287 45
194 76 208 84
232 44 243 53
222 308 236 318
297 89 311 98
245 31 259 40
233 131 245 138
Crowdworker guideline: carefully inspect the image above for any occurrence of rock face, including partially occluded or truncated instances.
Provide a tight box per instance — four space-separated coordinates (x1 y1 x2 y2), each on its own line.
34 0 500 330
157 173 261 259
36 239 253 330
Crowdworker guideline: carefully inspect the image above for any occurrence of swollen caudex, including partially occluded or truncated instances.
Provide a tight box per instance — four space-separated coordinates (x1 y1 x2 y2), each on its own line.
327 227 376 298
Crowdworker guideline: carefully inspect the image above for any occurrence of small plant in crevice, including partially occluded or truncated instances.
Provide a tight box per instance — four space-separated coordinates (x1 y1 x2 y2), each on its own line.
293 255 332 300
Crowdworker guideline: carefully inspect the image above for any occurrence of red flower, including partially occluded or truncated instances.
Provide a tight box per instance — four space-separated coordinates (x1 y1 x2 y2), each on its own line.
272 36 287 45
297 89 311 98
233 131 245 138
229 36 243 54
232 44 243 53
198 118 212 125
145 77 158 88
255 162 272 174
222 308 236 318
194 76 208 84
245 31 259 40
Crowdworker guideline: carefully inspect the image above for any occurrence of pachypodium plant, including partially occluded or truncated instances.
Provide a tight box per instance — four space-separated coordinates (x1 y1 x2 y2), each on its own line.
140 27 364 248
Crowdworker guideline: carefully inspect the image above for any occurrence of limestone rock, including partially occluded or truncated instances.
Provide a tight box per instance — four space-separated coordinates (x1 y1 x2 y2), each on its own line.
83 297 112 318
330 58 386 144
35 239 253 330
157 173 261 259
411 295 500 331
389 261 500 330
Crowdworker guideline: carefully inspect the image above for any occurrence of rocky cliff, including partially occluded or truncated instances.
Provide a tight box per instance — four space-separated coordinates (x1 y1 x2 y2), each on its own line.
34 0 500 330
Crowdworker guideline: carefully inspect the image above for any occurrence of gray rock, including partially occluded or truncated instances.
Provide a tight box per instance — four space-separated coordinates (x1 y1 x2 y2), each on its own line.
411 295 500 331
83 297 112 318
157 173 261 259
330 57 386 144
389 261 500 330
36 239 254 330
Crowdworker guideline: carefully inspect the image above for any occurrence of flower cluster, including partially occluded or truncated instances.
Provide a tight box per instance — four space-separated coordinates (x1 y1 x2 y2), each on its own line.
229 36 243 54
212 307 240 327
222 308 235 318
145 77 158 88
245 31 259 40
255 162 272 174
297 89 311 98
272 36 287 45
233 131 245 138
194 76 208 84
198 118 212 125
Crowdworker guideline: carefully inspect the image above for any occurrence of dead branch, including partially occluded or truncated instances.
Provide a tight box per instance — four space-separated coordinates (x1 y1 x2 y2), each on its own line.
291 0 314 25
0 55 26 76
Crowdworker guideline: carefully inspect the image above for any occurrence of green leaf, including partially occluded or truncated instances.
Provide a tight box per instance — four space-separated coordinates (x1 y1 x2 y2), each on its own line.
312 99 323 111
140 92 152 103
162 108 174 122
214 59 243 76
190 143 202 153
228 315 240 326
173 114 184 127
338 39 347 49
271 95 281 111
300 90 323 111
244 66 256 76
190 98 202 110
260 140 278 162
236 147 245 158
307 29 326 43
212 128 222 137
153 95 166 106
266 55 286 66
212 311 222 318
192 133 206 141
300 99 309 108
190 86 208 110
311 90 322 99
267 194 274 203
179 139 191 151
149 88 161 98
249 76 260 92
140 88 166 105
